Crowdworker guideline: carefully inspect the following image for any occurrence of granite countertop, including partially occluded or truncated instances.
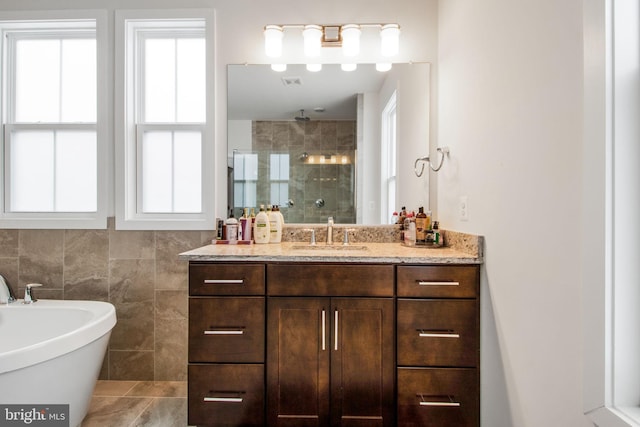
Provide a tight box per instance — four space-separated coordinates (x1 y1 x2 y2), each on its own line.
179 228 483 265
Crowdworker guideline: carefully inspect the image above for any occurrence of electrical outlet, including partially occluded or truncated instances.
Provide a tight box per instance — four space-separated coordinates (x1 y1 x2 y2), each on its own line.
459 196 469 221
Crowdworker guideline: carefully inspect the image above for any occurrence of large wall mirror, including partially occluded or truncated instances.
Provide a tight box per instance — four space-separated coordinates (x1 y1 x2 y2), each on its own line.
227 62 430 224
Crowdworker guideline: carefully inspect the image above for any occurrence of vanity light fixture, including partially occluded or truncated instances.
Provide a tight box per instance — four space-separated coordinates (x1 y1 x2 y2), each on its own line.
376 63 392 72
341 63 357 72
380 23 400 56
263 23 400 71
264 25 284 57
302 25 323 57
306 63 322 72
341 24 361 56
271 63 287 72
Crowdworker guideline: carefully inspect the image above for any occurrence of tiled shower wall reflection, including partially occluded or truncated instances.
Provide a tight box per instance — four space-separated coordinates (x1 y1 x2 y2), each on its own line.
0 218 215 381
251 120 356 223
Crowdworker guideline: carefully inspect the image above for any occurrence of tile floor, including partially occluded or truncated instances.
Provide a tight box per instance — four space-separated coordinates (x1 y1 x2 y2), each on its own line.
81 381 192 427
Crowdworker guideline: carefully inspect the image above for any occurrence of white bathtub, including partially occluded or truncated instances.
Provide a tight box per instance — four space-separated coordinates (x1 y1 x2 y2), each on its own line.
0 299 116 427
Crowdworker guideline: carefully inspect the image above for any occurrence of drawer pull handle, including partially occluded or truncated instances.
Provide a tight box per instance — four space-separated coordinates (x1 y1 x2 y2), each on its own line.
418 394 461 407
205 390 245 403
204 329 244 335
418 329 460 338
204 279 244 285
417 281 460 286
204 397 244 403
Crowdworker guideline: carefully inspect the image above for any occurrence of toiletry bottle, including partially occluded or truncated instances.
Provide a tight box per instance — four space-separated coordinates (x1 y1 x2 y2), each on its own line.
404 212 416 246
240 208 251 242
391 211 399 224
426 209 433 232
254 205 270 244
275 205 285 227
268 204 282 243
433 221 440 245
226 213 239 241
415 207 427 243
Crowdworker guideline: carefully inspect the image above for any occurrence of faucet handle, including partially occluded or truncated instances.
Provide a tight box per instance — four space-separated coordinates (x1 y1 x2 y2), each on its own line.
303 228 317 246
24 283 43 304
343 228 354 246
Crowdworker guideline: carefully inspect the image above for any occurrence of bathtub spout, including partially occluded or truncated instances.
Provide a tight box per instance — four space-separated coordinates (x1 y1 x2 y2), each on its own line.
0 274 16 304
23 284 43 304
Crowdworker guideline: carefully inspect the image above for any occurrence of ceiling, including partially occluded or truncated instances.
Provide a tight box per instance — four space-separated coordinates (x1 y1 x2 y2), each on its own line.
227 63 389 121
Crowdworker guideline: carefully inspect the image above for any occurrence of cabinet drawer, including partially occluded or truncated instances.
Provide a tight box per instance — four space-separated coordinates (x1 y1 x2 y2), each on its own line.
397 299 478 367
189 364 264 427
397 367 479 427
397 265 479 298
190 263 265 296
189 297 264 363
267 264 394 296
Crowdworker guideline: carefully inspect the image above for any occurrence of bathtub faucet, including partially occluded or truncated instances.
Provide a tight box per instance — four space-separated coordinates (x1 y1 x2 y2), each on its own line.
0 274 16 304
23 283 43 304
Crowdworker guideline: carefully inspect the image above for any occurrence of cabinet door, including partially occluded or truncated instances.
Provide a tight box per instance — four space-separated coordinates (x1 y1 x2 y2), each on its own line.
267 297 331 426
331 298 395 427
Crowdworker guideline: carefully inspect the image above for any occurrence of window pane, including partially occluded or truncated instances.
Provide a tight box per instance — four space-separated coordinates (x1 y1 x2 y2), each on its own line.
176 38 205 122
61 39 97 122
10 131 54 211
141 130 202 213
55 131 97 212
270 182 289 207
142 131 173 212
15 40 60 122
173 131 201 213
270 154 289 180
144 38 176 122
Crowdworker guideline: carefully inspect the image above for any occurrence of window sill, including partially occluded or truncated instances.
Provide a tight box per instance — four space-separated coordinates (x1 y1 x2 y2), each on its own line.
588 406 640 427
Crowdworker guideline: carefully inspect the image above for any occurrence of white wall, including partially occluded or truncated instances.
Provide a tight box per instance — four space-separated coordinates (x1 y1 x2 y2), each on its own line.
438 1 591 426
0 0 438 219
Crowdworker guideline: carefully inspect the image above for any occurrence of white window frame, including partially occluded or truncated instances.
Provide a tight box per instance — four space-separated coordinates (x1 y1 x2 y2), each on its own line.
0 10 108 229
583 0 640 425
115 9 215 230
381 91 397 224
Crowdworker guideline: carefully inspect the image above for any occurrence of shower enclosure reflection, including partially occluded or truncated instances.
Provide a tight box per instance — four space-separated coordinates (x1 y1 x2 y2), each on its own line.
232 119 356 223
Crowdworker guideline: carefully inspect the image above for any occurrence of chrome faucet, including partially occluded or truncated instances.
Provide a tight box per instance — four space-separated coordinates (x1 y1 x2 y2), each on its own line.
23 283 43 304
326 216 334 245
0 274 16 304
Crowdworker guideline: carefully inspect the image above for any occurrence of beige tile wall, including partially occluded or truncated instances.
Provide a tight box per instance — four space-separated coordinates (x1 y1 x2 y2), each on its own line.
0 219 215 381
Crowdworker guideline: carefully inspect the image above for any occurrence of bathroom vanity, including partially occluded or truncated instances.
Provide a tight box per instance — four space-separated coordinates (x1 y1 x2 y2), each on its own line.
181 237 482 427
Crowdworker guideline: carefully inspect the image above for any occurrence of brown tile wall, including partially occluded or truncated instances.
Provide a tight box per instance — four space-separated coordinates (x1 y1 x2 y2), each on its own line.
0 219 215 381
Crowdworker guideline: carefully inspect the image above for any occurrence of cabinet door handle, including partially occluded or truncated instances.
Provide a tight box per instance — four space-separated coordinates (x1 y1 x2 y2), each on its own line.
418 394 461 407
418 329 460 338
204 279 244 284
334 310 339 351
321 309 326 351
417 281 459 286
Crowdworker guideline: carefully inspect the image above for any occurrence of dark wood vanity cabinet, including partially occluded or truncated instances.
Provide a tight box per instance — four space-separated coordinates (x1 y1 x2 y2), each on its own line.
396 265 480 427
188 261 479 427
188 263 266 427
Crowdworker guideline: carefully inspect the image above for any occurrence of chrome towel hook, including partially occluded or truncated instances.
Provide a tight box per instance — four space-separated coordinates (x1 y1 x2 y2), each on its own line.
414 146 450 177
